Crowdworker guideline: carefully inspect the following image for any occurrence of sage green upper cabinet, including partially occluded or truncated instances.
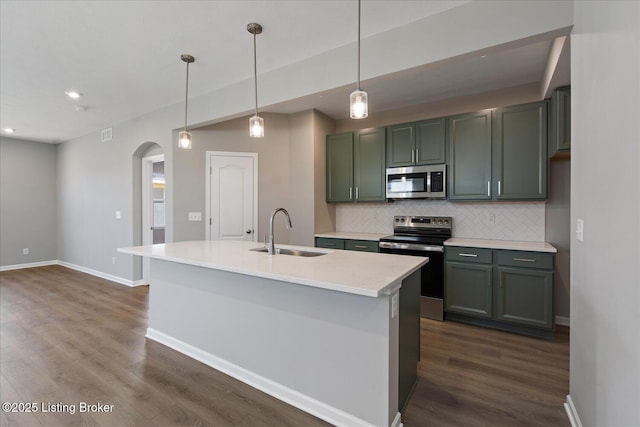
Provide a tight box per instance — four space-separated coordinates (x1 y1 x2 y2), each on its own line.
386 118 446 167
447 110 492 200
416 118 446 165
326 132 354 202
354 128 386 202
386 123 415 167
550 86 571 157
493 101 548 200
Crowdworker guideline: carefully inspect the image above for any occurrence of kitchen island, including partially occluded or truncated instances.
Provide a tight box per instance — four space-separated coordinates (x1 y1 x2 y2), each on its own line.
118 240 426 427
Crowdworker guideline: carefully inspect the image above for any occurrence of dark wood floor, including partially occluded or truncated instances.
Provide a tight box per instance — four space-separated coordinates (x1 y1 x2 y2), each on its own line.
1 266 569 426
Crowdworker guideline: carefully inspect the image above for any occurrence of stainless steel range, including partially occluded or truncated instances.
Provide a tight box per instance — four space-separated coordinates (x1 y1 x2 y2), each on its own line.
379 215 452 321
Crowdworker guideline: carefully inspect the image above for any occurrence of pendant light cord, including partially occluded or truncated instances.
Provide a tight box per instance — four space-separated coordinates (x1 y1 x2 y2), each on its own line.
253 32 259 116
357 0 361 91
184 61 190 132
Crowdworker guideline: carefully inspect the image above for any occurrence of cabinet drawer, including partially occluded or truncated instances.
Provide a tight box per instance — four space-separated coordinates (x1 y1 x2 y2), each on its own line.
496 250 554 270
345 239 379 253
315 238 345 250
446 247 492 264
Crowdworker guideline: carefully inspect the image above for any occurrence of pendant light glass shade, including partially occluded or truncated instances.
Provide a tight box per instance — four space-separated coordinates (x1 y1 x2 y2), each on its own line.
249 114 264 138
350 89 368 119
178 130 192 149
248 23 264 138
178 54 195 149
350 0 368 120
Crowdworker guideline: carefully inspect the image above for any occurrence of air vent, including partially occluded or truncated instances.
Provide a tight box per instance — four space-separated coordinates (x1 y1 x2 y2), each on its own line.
101 127 113 142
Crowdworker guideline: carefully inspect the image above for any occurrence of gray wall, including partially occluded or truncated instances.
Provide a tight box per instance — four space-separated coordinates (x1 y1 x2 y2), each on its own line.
0 137 57 267
570 1 640 425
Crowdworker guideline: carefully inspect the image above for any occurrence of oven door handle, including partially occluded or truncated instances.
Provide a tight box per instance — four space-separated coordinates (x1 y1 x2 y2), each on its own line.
378 242 444 253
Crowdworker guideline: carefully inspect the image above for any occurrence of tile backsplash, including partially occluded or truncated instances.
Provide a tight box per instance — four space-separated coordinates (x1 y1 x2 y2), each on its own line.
336 200 546 242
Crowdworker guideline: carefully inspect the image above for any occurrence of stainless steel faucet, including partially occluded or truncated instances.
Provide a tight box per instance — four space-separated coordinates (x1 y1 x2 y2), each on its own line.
267 208 293 255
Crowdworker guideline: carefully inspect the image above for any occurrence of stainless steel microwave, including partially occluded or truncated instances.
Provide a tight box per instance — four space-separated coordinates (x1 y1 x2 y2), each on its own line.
386 164 447 199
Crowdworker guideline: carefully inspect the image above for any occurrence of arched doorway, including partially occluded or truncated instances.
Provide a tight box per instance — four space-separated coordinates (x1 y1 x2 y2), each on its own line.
133 142 164 285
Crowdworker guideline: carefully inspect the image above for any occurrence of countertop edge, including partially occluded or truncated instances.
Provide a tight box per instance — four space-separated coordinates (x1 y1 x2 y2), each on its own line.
444 238 557 253
118 243 426 298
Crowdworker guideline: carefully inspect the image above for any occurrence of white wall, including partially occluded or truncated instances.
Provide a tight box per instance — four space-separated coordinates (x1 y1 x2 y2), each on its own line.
570 1 640 425
0 137 57 267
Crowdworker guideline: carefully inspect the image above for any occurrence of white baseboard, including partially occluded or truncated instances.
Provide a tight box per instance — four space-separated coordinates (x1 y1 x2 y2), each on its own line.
57 261 136 287
0 260 58 271
555 316 570 327
146 328 394 427
564 395 583 427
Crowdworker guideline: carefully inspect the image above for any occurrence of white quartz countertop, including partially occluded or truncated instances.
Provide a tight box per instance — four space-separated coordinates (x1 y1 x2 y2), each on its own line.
314 232 389 241
444 238 557 253
118 240 426 298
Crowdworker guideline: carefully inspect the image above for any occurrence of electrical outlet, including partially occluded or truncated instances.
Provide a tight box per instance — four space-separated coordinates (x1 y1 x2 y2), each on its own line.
115 211 121 219
576 219 584 242
391 293 398 318
488 213 496 224
112 256 116 265
22 248 29 255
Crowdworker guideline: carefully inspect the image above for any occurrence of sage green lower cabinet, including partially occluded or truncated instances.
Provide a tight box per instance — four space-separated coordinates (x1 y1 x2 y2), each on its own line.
495 267 553 329
315 237 379 253
344 239 379 252
315 237 345 250
445 246 555 338
445 262 493 318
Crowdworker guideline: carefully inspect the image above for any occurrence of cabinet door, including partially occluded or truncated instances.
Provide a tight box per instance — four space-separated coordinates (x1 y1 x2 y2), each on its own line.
447 111 492 200
326 133 354 202
386 123 415 167
354 128 386 202
495 267 553 329
493 101 548 200
551 86 571 155
445 262 493 318
415 118 446 165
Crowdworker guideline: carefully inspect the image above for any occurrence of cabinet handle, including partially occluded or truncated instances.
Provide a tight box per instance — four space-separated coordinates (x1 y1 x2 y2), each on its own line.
411 149 415 163
416 148 419 161
349 187 352 199
498 180 502 196
356 187 359 200
513 258 536 263
459 253 478 258
354 245 368 249
487 181 491 197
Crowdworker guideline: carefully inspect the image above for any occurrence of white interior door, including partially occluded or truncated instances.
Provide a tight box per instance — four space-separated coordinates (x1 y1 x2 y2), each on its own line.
207 152 257 241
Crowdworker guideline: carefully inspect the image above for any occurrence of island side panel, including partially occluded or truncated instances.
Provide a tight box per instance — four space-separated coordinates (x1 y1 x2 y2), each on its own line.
147 258 399 427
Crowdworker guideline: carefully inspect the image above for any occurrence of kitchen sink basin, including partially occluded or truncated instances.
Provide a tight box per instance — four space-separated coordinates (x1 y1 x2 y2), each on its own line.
250 247 327 257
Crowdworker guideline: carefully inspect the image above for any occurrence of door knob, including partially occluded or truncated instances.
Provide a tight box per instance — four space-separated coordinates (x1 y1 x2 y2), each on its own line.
246 229 253 234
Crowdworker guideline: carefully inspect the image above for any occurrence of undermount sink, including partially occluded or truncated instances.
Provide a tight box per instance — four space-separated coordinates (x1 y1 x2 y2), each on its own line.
250 247 327 257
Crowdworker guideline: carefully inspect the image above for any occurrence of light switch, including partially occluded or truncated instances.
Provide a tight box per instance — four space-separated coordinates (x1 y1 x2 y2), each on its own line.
391 293 398 318
188 212 202 221
576 219 584 242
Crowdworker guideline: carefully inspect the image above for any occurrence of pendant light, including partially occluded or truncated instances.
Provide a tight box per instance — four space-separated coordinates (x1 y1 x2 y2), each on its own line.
178 54 195 149
248 23 264 138
350 0 368 119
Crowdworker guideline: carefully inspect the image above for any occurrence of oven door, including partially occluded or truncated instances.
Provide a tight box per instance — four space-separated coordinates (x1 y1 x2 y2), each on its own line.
379 243 444 321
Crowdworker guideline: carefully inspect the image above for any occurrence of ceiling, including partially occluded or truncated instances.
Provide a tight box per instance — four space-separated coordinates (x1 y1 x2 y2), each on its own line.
0 1 570 144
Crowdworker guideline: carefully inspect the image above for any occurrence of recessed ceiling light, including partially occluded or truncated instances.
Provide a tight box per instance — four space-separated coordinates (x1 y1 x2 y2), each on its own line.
75 105 87 112
3 128 16 133
65 90 82 99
